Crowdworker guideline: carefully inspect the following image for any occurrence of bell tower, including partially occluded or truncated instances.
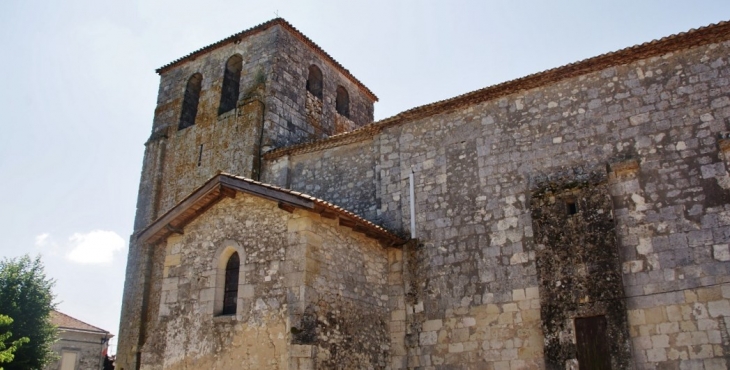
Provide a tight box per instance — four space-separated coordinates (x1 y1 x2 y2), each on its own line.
117 18 377 370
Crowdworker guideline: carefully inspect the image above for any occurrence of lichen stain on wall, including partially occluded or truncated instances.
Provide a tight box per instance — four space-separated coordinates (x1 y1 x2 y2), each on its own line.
531 173 631 370
295 213 392 369
157 99 265 218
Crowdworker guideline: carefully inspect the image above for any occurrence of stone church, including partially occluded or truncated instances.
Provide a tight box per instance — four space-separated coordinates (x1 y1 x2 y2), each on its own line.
117 18 730 369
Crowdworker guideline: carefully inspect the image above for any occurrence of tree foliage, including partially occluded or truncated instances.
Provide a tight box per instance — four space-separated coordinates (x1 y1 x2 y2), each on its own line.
0 256 56 370
0 315 29 369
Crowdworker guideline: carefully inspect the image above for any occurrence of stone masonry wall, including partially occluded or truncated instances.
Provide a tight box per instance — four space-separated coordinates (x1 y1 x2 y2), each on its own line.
136 24 275 229
142 24 275 220
117 232 158 370
133 193 394 370
305 91 324 136
266 26 374 148
150 28 275 134
155 98 264 217
388 246 408 369
291 212 391 369
263 139 380 222
272 40 730 369
140 195 292 370
121 29 279 368
45 331 108 370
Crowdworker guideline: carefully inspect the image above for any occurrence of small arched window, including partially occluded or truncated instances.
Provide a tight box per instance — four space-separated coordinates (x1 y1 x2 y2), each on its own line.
178 73 203 130
221 252 240 315
336 86 349 118
218 55 243 115
306 65 323 99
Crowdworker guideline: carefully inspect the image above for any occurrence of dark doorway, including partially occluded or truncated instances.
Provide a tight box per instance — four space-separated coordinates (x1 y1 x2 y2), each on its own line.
575 315 611 370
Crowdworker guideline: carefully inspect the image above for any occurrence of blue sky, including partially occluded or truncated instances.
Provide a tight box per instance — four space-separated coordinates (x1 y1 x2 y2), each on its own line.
1 0 729 353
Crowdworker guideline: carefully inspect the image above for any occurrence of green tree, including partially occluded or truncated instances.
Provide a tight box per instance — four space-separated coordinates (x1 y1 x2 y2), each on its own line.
0 256 56 370
0 314 29 369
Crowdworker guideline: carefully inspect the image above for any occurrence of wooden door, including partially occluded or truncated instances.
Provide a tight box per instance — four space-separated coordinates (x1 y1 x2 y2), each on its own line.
575 315 611 370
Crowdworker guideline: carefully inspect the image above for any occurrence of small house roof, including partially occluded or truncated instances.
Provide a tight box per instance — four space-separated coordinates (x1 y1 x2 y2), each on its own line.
137 173 406 246
50 310 111 336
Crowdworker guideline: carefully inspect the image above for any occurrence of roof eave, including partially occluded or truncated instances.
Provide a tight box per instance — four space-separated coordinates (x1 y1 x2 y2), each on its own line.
136 174 405 246
58 327 112 336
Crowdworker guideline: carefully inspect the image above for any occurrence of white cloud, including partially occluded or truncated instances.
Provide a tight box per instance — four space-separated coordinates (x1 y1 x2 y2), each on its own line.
35 232 61 256
35 233 50 246
66 230 125 265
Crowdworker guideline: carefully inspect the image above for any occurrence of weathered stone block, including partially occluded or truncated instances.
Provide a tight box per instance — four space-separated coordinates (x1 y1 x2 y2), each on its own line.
704 358 728 370
198 288 214 302
688 344 714 359
448 343 464 353
645 306 668 324
288 217 313 232
646 348 668 362
420 331 438 346
628 309 646 326
707 300 730 317
423 319 443 332
291 345 312 358
164 253 181 267
712 244 730 261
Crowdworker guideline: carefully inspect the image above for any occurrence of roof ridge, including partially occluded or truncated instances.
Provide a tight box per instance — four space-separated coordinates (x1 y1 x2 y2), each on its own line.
220 173 398 236
155 18 377 101
51 310 110 334
138 173 406 246
264 19 730 159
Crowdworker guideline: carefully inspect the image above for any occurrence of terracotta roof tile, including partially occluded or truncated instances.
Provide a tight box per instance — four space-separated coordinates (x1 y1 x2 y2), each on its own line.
50 310 111 335
222 174 401 238
137 173 406 246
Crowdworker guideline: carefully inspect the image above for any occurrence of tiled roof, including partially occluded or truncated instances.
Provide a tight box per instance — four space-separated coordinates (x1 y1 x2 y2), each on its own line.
155 18 378 101
50 310 111 335
137 173 406 246
264 20 730 159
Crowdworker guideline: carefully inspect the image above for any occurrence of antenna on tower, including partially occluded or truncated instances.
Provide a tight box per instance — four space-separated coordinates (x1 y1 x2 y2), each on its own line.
274 10 279 18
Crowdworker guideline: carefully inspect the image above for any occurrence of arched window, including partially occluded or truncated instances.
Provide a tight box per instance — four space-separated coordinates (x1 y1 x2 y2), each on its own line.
336 86 349 118
306 65 323 99
213 242 245 317
178 73 203 130
218 55 243 115
221 252 240 315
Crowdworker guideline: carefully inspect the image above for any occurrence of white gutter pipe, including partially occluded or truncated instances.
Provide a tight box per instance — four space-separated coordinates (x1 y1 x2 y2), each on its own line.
409 170 416 239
